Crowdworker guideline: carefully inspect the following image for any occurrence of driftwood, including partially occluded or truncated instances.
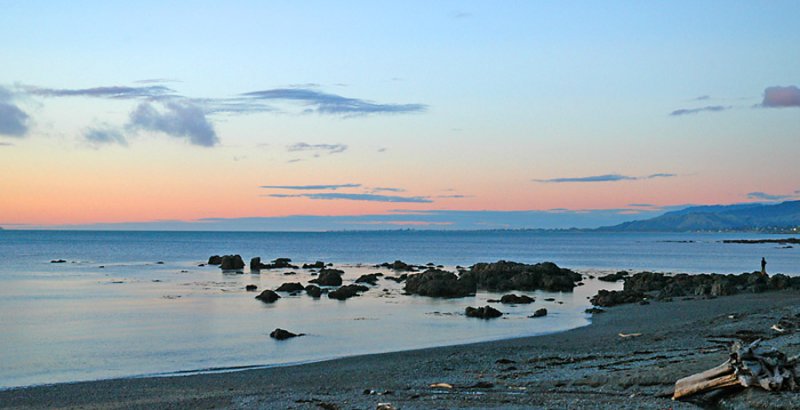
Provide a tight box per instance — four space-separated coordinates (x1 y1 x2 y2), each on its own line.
674 340 799 400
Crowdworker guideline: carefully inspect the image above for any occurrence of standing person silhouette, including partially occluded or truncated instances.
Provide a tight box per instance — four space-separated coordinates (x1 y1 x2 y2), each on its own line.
761 257 767 276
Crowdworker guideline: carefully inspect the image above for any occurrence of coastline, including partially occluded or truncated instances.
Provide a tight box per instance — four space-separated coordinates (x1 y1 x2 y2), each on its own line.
3 290 800 409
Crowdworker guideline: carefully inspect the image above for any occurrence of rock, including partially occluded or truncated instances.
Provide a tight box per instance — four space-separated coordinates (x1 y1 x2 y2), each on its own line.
305 285 322 298
328 284 369 300
269 328 303 340
378 260 417 271
404 269 477 298
461 261 582 292
245 284 258 291
465 305 503 319
530 308 548 318
384 274 408 283
589 289 645 307
255 290 281 303
283 271 297 275
220 255 245 270
355 273 383 285
302 261 326 269
155 261 164 265
585 307 606 314
50 259 67 263
499 294 535 304
267 258 298 269
276 282 305 292
250 257 262 271
598 271 629 282
308 268 344 286
207 255 222 265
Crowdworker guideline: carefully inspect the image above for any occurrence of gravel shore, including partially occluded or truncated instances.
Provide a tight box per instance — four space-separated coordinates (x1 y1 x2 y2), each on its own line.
3 290 800 409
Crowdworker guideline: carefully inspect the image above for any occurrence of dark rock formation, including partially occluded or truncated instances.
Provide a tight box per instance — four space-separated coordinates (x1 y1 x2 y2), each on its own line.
251 257 299 270
378 260 417 271
207 255 222 265
328 284 370 300
590 289 646 307
220 255 245 270
302 261 326 269
305 285 322 298
355 273 383 285
465 305 503 319
598 271 630 282
499 294 535 304
384 274 408 283
50 259 67 263
255 290 281 303
269 328 304 340
250 257 263 271
245 284 258 291
276 282 305 293
308 268 344 286
530 308 548 318
404 269 477 298
462 261 582 292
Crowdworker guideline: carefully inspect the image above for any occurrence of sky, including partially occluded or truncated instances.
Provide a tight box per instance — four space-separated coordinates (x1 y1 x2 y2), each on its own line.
1 1 798 230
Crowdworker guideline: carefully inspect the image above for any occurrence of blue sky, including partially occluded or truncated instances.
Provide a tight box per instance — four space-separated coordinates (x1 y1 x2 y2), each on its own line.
1 1 798 230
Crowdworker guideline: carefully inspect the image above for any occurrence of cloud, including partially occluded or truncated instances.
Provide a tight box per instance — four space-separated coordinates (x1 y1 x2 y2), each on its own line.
287 142 348 156
761 85 800 108
267 192 433 203
84 127 127 146
747 191 796 201
628 203 655 207
369 187 406 193
134 78 181 84
260 184 361 190
0 87 30 137
534 173 676 183
0 142 13 146
437 194 472 199
669 105 730 116
694 95 710 101
26 85 174 99
240 88 427 116
127 100 218 147
452 11 472 18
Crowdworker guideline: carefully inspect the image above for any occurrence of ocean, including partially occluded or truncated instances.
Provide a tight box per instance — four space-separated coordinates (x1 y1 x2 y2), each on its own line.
1 230 798 389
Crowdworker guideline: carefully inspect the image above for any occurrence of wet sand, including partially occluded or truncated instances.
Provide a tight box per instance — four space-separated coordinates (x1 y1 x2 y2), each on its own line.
2 290 800 409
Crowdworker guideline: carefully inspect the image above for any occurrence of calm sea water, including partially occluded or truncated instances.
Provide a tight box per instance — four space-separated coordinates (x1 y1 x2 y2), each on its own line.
1 230 798 389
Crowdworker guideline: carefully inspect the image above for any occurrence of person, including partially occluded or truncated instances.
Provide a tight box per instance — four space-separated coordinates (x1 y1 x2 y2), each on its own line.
761 257 767 275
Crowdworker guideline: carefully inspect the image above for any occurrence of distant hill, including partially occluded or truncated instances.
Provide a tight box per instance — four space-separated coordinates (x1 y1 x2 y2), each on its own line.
600 200 800 232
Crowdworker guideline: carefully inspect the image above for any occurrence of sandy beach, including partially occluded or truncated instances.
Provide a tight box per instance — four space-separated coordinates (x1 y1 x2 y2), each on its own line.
2 289 799 409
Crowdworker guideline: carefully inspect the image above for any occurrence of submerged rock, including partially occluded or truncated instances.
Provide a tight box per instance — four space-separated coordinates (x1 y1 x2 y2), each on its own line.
499 294 535 304
269 328 303 340
220 255 245 270
275 282 305 293
309 268 344 286
378 260 417 271
255 290 281 303
462 261 582 292
355 273 383 285
302 261 326 269
50 259 67 263
598 271 630 282
530 308 548 318
404 269 476 298
245 284 258 291
305 285 322 298
465 305 503 319
328 284 370 300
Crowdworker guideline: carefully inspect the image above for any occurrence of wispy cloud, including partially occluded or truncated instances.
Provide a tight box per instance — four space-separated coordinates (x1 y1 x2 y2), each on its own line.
134 78 181 84
260 184 361 190
287 142 348 156
0 141 13 146
268 192 433 203
628 203 655 207
368 187 405 193
693 95 710 101
747 191 797 201
240 88 427 116
534 173 676 183
0 86 30 137
127 100 218 147
26 85 174 99
85 127 126 147
760 85 800 108
437 194 472 199
669 105 730 116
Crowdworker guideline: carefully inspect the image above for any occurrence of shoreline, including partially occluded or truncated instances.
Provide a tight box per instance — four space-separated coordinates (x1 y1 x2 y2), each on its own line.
3 290 800 409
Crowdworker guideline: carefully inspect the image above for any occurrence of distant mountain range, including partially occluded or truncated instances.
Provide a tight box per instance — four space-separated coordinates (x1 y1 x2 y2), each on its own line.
600 200 800 232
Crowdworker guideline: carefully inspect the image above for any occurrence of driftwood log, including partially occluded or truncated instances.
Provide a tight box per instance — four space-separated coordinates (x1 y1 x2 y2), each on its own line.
674 339 799 400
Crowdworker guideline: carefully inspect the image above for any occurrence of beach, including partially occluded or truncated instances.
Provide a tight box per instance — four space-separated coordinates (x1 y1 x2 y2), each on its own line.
3 289 799 409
